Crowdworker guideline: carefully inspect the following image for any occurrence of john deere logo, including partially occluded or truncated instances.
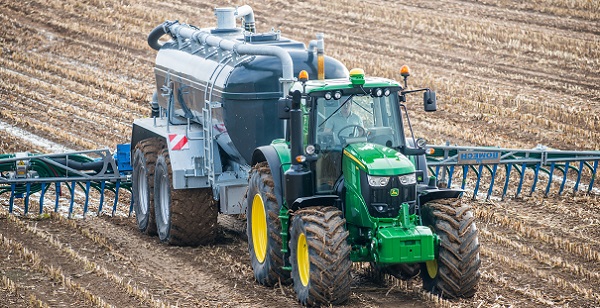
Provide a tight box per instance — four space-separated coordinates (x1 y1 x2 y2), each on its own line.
390 188 399 197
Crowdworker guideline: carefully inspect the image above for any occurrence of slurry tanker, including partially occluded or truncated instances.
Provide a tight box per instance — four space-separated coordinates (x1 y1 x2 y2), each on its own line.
132 6 479 305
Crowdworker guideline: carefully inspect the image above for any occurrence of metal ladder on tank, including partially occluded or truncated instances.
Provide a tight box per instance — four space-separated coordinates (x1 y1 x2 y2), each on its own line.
202 51 233 187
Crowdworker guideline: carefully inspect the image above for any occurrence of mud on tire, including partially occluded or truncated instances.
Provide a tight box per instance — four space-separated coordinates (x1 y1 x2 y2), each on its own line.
154 148 217 246
132 137 164 235
420 198 480 298
290 206 352 306
246 161 290 286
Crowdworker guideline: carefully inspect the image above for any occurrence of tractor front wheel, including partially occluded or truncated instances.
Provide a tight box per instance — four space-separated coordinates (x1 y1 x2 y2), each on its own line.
246 161 290 286
420 198 480 298
153 148 217 246
290 206 351 306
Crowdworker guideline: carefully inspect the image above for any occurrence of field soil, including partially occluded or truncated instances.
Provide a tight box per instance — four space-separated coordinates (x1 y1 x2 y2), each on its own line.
1 0 599 307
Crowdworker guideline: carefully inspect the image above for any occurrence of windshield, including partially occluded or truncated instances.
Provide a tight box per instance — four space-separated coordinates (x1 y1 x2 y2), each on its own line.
315 93 403 149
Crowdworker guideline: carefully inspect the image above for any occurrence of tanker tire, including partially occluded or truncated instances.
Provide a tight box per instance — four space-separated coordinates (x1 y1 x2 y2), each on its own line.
290 206 351 306
154 148 217 246
246 161 290 286
420 198 480 298
132 138 164 235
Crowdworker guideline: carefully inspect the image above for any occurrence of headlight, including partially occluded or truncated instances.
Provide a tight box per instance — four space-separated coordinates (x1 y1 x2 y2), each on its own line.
399 173 417 185
333 91 342 100
367 175 390 187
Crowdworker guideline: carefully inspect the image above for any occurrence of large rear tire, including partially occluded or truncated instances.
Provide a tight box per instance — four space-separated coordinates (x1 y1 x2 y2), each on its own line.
154 148 218 246
420 198 480 298
290 206 351 306
131 138 164 235
246 161 290 286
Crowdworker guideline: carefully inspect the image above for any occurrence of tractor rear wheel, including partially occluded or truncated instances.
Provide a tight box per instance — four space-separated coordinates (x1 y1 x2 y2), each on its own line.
154 148 217 246
290 206 351 306
132 138 164 235
420 198 480 298
246 161 290 286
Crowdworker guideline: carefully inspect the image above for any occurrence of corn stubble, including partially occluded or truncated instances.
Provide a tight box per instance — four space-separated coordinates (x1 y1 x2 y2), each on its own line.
0 0 599 307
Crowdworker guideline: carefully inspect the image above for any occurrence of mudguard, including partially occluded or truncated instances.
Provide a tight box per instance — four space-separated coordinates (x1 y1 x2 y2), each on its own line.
252 144 288 209
418 187 463 205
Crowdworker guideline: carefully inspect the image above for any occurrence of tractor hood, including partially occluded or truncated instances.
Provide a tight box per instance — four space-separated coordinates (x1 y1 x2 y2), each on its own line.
343 143 415 176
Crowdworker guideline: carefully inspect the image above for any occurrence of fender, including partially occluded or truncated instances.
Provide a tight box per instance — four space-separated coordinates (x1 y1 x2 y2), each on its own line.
252 144 288 209
418 187 464 205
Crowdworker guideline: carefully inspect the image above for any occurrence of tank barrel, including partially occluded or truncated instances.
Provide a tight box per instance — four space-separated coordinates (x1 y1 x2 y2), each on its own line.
148 16 294 97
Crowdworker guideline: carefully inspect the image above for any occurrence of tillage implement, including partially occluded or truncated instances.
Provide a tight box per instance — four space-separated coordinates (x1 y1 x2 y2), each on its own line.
2 5 599 306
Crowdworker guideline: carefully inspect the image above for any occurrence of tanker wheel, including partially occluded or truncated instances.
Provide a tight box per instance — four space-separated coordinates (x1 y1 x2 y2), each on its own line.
154 148 217 246
420 198 480 298
246 161 290 286
290 206 352 306
132 137 164 235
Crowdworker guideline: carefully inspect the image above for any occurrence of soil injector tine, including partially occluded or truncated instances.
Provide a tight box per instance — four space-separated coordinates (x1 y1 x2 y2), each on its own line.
0 146 132 217
426 144 600 199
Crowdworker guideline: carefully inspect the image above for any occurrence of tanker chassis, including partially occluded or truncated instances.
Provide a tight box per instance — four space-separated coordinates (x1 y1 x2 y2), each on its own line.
131 6 480 306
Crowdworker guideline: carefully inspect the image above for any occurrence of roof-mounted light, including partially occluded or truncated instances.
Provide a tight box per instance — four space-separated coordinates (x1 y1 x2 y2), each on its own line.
324 92 332 100
400 65 410 77
298 70 309 82
333 91 342 100
349 68 365 86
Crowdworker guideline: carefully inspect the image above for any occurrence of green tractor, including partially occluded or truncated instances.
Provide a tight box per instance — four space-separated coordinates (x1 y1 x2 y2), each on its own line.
246 68 481 305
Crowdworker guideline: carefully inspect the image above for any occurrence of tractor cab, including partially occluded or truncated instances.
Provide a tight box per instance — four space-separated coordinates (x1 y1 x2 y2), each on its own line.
290 68 424 194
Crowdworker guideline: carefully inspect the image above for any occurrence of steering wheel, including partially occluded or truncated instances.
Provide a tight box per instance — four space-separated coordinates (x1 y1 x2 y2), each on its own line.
337 125 366 144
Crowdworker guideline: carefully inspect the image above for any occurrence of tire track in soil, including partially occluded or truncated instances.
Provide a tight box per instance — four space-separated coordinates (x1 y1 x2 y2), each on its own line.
0 213 153 307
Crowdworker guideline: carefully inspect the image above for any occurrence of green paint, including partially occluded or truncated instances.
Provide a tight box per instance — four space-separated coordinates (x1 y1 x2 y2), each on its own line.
344 143 415 176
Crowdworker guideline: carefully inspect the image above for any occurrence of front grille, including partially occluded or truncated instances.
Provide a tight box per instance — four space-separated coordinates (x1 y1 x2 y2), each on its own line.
361 173 416 218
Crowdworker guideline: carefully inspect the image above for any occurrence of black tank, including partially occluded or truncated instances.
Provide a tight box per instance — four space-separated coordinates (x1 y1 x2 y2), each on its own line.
154 34 348 165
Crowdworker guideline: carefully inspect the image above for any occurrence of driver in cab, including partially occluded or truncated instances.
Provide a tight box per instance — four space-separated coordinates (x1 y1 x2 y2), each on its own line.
323 101 364 142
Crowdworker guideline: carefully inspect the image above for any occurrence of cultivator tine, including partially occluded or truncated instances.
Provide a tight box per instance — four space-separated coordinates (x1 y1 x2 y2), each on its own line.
24 183 31 215
530 164 541 196
98 181 106 215
39 183 46 215
83 181 91 218
447 165 455 188
9 183 15 214
54 182 61 212
574 161 584 192
558 161 570 195
501 164 512 200
68 181 76 219
589 160 598 193
129 197 134 217
112 181 121 217
486 164 498 200
545 162 556 197
515 163 527 198
461 165 468 189
472 164 484 199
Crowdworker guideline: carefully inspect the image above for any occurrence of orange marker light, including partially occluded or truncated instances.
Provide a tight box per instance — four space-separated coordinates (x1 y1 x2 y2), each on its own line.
400 65 411 77
298 70 309 82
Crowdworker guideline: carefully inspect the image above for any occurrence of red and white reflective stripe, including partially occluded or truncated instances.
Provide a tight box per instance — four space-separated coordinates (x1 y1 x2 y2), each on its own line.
168 134 189 151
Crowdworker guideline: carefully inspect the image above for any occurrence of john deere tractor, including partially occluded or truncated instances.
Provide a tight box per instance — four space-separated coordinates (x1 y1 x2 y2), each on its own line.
246 68 480 305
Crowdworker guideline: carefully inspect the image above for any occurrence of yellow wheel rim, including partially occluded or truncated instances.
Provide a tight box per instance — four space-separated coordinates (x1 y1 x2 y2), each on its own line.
425 259 438 279
251 194 267 264
297 233 310 286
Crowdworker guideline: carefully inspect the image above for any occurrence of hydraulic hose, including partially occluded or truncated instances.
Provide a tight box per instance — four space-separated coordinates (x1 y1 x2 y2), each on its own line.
148 23 169 51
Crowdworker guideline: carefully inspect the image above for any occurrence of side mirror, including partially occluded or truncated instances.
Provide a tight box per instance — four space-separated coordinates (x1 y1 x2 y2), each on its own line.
278 98 291 119
424 90 437 112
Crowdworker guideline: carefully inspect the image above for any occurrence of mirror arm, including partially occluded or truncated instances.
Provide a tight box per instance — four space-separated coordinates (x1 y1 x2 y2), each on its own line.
400 88 429 95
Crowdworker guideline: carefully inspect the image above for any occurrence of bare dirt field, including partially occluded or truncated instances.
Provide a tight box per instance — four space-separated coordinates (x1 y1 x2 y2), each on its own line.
1 0 599 307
